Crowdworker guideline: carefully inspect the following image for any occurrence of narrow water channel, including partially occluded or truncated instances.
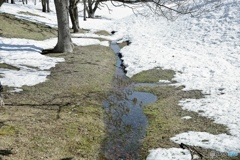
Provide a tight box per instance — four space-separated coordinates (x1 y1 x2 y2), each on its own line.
100 41 158 159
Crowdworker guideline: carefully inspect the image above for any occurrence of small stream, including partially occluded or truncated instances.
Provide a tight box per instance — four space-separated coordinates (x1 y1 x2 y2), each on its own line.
101 41 158 159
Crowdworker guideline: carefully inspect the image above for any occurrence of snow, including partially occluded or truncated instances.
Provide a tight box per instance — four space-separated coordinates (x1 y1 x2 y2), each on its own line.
181 116 192 120
171 131 240 153
110 1 240 158
1 0 240 159
0 1 123 88
0 37 64 87
147 148 192 160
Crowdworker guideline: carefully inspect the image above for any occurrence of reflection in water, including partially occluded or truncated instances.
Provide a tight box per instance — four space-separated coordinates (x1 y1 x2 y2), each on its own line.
100 41 157 159
102 76 157 159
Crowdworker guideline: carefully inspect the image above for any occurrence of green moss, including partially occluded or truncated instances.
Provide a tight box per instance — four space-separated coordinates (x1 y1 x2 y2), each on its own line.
131 68 175 83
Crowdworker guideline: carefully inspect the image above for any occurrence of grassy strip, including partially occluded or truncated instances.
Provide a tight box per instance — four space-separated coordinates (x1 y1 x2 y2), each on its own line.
18 11 44 17
130 69 236 159
0 63 19 71
0 44 116 159
0 13 116 159
0 13 57 40
131 68 175 83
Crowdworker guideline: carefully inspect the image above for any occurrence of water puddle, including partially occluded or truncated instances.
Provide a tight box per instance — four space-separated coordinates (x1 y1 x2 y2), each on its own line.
100 41 157 159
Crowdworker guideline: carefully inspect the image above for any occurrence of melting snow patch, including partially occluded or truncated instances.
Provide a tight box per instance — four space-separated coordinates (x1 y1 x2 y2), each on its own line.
158 80 172 84
9 88 23 93
181 116 192 120
171 131 240 153
0 37 64 87
72 38 109 47
146 148 192 160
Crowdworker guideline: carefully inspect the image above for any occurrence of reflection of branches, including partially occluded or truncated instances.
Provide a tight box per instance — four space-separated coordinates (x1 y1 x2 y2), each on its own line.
102 76 144 159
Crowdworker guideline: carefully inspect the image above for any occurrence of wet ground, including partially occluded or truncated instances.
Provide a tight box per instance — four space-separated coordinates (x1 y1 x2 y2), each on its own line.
100 42 158 159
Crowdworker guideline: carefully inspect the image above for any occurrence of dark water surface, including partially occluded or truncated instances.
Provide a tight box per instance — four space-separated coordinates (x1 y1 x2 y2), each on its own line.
100 42 157 159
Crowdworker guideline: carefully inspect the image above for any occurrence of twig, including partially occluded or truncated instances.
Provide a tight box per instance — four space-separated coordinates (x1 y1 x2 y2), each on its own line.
180 143 203 159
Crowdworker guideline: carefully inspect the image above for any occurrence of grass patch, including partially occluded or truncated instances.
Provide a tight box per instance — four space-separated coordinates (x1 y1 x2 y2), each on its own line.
0 13 115 159
118 41 128 49
64 105 105 159
18 11 44 17
0 44 116 159
94 30 111 36
129 68 234 159
0 125 19 136
70 28 89 34
0 13 57 40
131 68 175 83
0 63 20 70
137 85 231 159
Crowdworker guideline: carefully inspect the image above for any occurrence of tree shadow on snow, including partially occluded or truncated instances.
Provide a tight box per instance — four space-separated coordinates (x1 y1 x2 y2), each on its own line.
0 43 43 53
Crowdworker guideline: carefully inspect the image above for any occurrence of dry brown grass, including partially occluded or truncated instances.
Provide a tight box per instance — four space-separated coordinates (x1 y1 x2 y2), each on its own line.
0 13 57 40
0 44 116 159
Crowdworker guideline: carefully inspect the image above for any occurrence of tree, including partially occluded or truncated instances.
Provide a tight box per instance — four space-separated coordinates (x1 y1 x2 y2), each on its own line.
0 0 4 7
85 0 102 18
0 0 14 6
83 0 221 19
69 0 80 32
84 0 143 18
46 0 221 54
22 0 27 5
42 0 50 12
144 0 222 20
0 0 221 54
53 0 74 53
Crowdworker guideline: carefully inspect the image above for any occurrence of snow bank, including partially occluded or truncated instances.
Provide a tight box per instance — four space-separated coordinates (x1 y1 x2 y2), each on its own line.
0 37 64 87
111 0 240 156
1 0 240 158
171 131 240 153
147 148 193 160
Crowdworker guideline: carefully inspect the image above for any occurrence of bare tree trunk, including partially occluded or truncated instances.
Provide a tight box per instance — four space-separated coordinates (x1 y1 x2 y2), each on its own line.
42 0 50 12
22 0 28 4
83 0 86 21
42 0 46 12
69 0 80 33
53 0 74 53
86 0 100 18
10 0 14 4
0 0 5 7
86 0 94 18
74 2 79 28
47 0 50 12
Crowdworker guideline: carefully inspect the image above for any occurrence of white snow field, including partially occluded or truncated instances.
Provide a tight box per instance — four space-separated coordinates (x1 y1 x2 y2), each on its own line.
1 0 240 159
